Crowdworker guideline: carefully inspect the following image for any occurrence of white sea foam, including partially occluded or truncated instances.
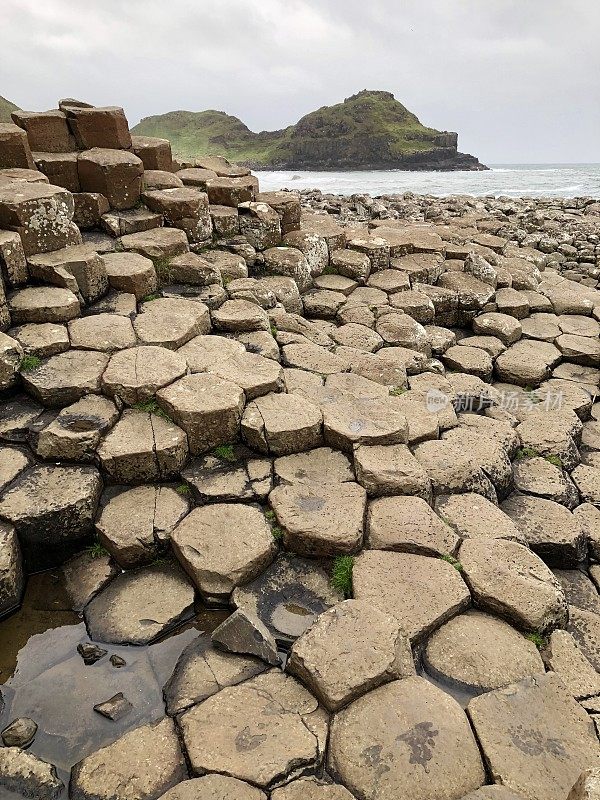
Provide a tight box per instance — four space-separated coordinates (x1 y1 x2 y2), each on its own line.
254 164 600 198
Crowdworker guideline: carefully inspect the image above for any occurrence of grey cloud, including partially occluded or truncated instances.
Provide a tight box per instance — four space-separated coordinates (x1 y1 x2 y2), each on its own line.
1 0 598 162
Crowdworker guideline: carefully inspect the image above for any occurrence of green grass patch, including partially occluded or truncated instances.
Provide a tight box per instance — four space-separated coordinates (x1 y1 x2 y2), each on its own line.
544 454 563 468
152 257 173 283
270 323 278 337
515 447 540 461
440 554 463 572
331 555 354 598
525 632 547 650
175 483 191 496
131 399 172 421
213 444 236 462
20 355 42 372
264 508 284 542
389 385 407 396
87 541 109 559
142 293 161 302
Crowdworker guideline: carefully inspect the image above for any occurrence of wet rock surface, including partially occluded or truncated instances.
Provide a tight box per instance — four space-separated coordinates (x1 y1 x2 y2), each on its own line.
1 101 600 799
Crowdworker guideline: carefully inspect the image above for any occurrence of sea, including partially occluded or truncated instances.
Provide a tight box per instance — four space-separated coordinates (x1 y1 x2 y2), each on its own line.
254 163 600 199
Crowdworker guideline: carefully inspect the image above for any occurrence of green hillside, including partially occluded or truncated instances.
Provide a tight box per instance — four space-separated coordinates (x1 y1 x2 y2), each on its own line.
133 90 485 170
0 96 20 123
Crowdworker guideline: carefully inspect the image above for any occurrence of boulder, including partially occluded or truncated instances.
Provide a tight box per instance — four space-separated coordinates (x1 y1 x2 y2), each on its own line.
212 608 280 666
66 105 132 149
0 122 35 169
101 251 157 299
130 134 172 170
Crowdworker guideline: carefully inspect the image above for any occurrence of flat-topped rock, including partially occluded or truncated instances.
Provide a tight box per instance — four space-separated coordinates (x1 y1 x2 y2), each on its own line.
78 147 143 210
101 250 157 299
459 537 568 632
120 226 189 258
9 321 69 357
0 463 101 569
274 446 354 486
424 610 544 693
329 677 485 800
9 285 80 324
269 480 366 557
179 671 321 787
502 493 586 567
102 345 187 405
467 673 600 800
212 298 270 332
271 778 355 800
96 485 188 568
84 563 195 644
30 394 118 462
353 550 470 643
181 445 272 504
366 495 459 555
68 312 136 351
21 349 109 407
242 392 323 455
61 550 117 612
97 409 188 483
134 297 210 348
157 373 245 454
69 717 186 800
233 553 343 646
160 775 266 800
354 443 431 498
171 504 276 600
434 492 523 542
289 599 414 711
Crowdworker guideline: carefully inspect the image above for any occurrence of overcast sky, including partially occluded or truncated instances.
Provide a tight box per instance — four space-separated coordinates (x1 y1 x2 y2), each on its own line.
2 0 598 163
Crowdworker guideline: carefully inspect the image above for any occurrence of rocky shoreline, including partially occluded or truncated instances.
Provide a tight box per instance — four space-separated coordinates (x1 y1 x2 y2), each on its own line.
0 99 599 800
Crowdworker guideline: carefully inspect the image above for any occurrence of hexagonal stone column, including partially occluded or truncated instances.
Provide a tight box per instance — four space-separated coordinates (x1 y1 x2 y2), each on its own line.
0 464 101 570
171 504 276 601
78 148 143 210
97 409 188 483
102 345 187 405
353 550 470 643
69 717 186 800
241 392 323 455
84 563 195 645
467 673 600 800
179 671 322 788
269 481 366 557
157 373 245 454
329 677 485 800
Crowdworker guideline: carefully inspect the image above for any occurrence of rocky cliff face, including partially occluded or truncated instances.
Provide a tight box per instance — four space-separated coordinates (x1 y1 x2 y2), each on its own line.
134 90 487 171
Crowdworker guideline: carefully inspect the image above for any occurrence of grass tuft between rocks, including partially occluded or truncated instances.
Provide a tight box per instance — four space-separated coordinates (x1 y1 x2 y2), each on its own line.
525 632 547 650
331 555 354 598
515 446 540 460
20 354 42 372
87 540 109 559
141 293 161 302
389 385 407 396
440 554 463 572
264 509 284 542
175 483 191 496
213 444 236 462
131 399 172 421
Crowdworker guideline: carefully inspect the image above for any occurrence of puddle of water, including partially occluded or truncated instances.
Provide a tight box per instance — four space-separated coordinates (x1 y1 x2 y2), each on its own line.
0 570 229 797
271 601 316 639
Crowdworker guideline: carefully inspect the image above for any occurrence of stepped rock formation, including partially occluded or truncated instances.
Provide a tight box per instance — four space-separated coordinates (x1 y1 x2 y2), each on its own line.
133 90 488 171
0 96 599 800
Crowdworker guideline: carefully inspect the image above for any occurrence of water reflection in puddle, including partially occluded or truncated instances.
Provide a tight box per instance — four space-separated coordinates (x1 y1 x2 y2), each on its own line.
0 571 228 796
